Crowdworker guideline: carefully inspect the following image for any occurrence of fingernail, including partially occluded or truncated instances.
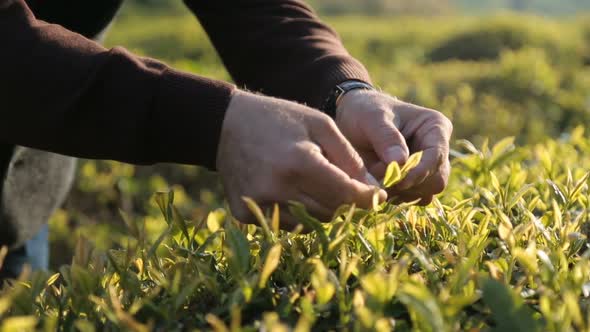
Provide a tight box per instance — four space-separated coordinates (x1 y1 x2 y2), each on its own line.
365 172 381 187
384 146 405 164
378 189 388 202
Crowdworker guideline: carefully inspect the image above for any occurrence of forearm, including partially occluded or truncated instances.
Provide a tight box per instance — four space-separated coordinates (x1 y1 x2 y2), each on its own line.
0 0 235 169
184 0 371 109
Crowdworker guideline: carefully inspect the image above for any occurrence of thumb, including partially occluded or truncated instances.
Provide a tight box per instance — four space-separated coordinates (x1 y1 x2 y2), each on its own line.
309 114 380 187
365 112 410 165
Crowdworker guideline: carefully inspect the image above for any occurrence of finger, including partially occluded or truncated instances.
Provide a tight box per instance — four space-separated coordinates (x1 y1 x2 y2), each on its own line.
394 148 437 191
362 110 410 165
230 198 303 232
369 161 387 181
293 193 334 222
396 143 449 191
308 114 371 184
393 193 434 206
294 143 386 211
359 148 388 180
397 112 452 190
391 162 450 204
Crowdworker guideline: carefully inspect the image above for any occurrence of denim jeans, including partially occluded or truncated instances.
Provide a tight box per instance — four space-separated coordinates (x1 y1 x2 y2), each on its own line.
1 225 49 279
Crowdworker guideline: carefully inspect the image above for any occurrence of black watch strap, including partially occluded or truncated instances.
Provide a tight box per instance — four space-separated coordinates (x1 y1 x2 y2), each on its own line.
322 80 374 117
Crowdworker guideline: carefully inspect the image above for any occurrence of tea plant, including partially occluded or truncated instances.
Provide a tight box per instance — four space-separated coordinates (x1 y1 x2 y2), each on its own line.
1 127 589 331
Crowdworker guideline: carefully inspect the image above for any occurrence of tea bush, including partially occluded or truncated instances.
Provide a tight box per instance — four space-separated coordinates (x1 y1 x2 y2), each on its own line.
427 17 582 64
2 129 590 331
2 7 590 332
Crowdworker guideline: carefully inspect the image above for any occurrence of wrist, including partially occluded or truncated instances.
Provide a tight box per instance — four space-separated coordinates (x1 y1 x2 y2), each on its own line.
321 80 374 118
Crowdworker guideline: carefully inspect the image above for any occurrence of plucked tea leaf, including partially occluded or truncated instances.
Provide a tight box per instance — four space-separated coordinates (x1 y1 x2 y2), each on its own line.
401 151 423 175
383 161 402 188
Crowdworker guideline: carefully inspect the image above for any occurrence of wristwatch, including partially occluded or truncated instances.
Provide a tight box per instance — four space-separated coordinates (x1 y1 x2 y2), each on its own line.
322 80 375 117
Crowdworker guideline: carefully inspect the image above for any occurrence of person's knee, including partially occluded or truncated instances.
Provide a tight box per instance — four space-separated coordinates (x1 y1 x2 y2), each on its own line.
1 148 75 248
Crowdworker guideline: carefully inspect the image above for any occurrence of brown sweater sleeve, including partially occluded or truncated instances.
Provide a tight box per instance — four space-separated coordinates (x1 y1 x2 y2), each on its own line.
0 0 235 169
183 0 372 109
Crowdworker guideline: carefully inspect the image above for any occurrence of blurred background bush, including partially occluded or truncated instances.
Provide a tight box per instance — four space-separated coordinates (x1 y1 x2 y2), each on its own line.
49 0 590 268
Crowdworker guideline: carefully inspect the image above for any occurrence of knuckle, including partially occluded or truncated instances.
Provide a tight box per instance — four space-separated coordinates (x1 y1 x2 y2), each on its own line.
340 190 356 205
279 142 316 178
370 122 407 150
430 110 453 134
313 113 338 133
440 114 454 134
275 155 299 180
344 148 365 175
428 121 452 154
373 119 398 136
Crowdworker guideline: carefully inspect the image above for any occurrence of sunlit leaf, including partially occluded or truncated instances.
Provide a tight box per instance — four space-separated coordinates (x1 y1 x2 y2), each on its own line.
383 160 402 188
207 209 226 233
401 151 423 175
259 244 282 288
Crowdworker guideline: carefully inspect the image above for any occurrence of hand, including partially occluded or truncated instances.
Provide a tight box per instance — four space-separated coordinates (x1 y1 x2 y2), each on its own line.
217 90 386 229
335 89 453 205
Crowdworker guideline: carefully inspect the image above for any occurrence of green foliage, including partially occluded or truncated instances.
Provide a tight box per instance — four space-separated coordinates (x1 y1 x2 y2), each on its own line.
327 15 589 144
2 7 590 331
453 0 590 16
427 17 580 63
3 129 590 331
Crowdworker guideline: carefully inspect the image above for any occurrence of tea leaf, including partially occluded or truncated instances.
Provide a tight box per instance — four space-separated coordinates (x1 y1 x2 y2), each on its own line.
224 220 250 276
0 316 37 332
259 244 282 288
207 209 226 233
398 281 445 332
401 151 423 175
481 277 540 332
383 161 402 188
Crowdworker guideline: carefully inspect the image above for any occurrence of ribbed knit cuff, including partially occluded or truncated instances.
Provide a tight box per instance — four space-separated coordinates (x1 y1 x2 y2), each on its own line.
151 68 236 170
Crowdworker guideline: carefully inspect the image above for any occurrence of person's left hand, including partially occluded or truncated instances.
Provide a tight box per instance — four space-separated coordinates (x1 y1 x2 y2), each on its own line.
335 89 453 205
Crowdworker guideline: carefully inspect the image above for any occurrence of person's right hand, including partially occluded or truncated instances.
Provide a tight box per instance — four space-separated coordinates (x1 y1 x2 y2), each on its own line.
216 90 386 230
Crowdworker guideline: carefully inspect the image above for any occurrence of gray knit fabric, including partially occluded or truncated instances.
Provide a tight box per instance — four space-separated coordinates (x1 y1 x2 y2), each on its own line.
1 148 76 248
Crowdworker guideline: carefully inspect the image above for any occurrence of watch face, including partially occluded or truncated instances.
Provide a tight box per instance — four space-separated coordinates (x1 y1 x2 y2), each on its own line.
323 81 373 116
